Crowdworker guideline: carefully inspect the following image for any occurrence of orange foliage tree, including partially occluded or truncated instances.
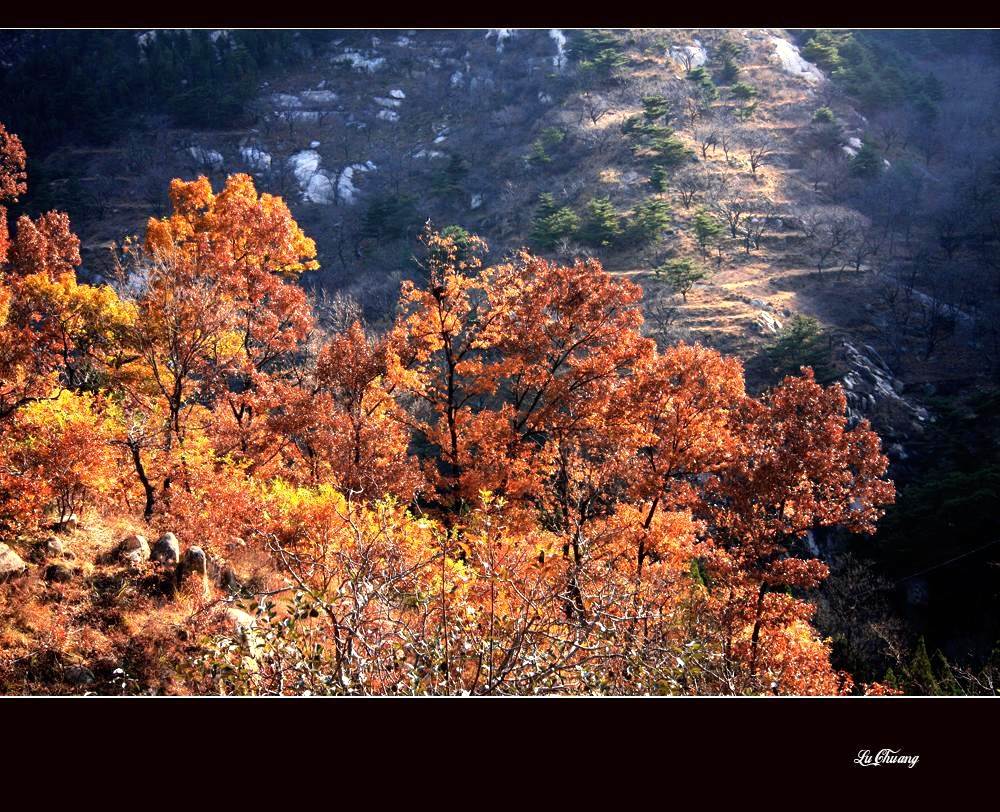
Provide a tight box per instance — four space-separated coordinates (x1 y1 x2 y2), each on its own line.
0 123 126 534
111 174 319 517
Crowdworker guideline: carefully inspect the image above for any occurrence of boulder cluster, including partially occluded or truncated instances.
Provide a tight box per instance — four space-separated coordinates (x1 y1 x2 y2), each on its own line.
116 532 239 593
2 528 241 594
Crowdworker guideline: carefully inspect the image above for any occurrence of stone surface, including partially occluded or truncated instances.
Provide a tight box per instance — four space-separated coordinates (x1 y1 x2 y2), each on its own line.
55 514 79 531
840 341 929 430
220 606 260 657
151 533 181 564
178 546 208 586
219 566 241 593
45 563 74 583
0 543 28 582
753 311 783 335
118 534 150 565
64 665 95 685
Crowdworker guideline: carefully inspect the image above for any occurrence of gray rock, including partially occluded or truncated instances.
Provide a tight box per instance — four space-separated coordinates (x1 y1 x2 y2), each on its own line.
0 543 28 582
45 563 74 583
64 665 95 686
219 566 241 593
224 607 256 636
906 578 929 607
46 538 65 556
178 546 208 585
841 341 929 427
753 311 783 335
151 533 180 564
55 514 79 532
222 607 260 657
217 605 261 658
118 534 150 565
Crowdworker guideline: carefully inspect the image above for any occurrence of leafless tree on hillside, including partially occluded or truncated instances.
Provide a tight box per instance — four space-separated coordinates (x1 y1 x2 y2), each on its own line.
694 122 720 159
673 166 707 209
711 179 754 239
799 206 860 275
578 91 611 127
841 215 885 276
745 130 775 179
739 197 777 254
646 291 681 348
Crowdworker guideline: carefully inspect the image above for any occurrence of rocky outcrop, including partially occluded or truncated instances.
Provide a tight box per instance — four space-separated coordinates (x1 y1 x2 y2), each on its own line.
839 341 929 433
753 311 783 335
218 605 261 658
217 564 241 593
64 664 95 686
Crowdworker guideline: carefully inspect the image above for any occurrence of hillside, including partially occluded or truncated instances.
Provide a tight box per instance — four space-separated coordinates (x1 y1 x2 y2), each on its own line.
2 28 1000 694
7 30 989 426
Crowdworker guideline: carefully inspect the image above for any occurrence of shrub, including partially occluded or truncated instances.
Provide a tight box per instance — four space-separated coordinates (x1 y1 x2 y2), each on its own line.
656 258 708 301
813 106 836 123
528 127 567 166
580 196 623 248
850 141 884 178
627 199 672 246
360 193 420 241
758 315 836 384
572 30 628 82
642 94 672 122
730 82 758 101
686 66 719 100
715 55 740 85
650 165 671 192
531 193 580 249
692 208 724 251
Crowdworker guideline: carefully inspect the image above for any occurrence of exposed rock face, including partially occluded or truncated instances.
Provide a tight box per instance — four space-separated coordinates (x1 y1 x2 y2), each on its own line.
240 146 271 173
188 146 224 170
219 606 261 658
118 534 150 565
753 311 783 335
224 607 255 634
334 49 386 73
670 40 707 69
906 577 930 607
46 538 66 556
151 533 181 565
301 89 338 104
0 543 28 582
840 341 929 432
769 35 825 85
